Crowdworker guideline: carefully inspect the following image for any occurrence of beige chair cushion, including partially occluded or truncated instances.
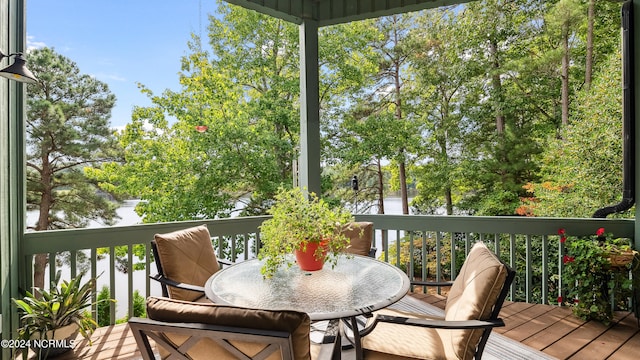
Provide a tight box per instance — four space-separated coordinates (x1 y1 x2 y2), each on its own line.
443 242 508 360
154 225 220 301
362 242 507 360
343 222 373 257
363 308 448 360
146 296 312 360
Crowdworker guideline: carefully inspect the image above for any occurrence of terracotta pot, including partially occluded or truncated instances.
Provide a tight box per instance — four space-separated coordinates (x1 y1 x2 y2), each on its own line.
295 241 327 271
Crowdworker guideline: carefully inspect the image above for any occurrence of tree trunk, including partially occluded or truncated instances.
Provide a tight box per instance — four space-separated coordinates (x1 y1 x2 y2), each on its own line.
445 187 453 215
34 153 53 291
393 52 409 215
489 39 505 133
398 157 409 215
585 0 594 90
562 26 570 126
33 254 48 290
376 160 385 214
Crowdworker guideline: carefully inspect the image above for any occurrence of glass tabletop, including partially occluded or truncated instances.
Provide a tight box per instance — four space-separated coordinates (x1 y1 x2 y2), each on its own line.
205 254 410 321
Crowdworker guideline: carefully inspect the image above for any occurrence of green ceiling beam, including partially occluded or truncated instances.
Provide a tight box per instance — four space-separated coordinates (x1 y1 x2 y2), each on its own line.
224 0 473 27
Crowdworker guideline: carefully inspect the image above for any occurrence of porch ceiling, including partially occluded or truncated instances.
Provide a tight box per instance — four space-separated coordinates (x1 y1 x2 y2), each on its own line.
223 0 472 26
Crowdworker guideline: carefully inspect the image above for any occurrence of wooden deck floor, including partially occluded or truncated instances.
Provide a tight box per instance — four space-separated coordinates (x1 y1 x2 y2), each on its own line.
412 293 640 360
37 294 640 360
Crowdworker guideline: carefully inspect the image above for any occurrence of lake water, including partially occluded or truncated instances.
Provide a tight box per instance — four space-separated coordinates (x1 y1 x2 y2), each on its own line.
28 197 411 319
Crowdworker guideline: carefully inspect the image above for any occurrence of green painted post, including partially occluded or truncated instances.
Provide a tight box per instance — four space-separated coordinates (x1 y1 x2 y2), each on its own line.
298 19 321 195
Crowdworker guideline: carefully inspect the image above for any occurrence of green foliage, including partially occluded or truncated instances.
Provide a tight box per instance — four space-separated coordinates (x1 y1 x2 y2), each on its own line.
562 228 638 324
96 286 111 327
26 47 120 231
97 286 146 326
258 187 354 277
381 233 453 279
527 50 628 218
12 272 113 344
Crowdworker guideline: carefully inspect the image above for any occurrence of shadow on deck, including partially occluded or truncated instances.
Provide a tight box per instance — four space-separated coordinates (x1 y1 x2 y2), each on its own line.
38 294 640 360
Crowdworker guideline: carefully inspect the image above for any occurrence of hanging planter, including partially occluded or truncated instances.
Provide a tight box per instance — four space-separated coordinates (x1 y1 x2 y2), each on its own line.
607 250 637 268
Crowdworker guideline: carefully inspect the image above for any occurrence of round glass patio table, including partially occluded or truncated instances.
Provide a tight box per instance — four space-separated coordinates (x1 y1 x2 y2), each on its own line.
204 254 410 321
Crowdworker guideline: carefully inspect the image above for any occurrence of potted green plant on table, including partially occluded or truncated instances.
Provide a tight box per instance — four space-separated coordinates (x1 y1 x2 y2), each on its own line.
12 271 113 359
560 227 639 324
258 187 354 278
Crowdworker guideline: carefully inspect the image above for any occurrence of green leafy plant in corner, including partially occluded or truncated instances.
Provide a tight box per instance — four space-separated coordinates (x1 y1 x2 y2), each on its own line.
258 187 354 278
560 228 638 325
12 271 115 358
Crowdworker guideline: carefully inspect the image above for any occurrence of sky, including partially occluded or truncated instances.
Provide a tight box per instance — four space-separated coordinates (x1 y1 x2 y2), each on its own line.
27 0 219 129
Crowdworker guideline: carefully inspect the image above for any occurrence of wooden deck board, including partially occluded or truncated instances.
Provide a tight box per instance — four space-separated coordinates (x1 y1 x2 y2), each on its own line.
22 295 638 360
501 305 570 342
520 308 585 350
568 312 640 360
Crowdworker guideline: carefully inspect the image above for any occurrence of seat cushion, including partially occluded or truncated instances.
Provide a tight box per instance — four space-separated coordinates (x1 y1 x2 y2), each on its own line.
154 225 220 301
343 222 373 257
443 242 508 360
146 296 312 360
362 308 448 360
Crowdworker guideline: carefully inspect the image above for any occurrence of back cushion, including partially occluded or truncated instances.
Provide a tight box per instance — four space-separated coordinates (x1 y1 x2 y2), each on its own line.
343 222 373 257
154 225 220 301
146 296 311 360
442 242 508 360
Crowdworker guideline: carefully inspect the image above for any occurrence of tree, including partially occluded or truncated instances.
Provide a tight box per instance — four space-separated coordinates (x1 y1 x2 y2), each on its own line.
523 50 626 218
91 5 301 222
546 0 585 126
26 47 120 289
408 7 480 215
345 14 420 214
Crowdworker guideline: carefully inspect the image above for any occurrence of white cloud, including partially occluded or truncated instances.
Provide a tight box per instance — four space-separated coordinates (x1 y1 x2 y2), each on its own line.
92 72 127 82
26 35 46 51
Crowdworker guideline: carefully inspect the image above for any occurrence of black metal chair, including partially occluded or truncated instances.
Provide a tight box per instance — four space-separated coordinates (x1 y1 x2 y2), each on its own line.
359 242 516 360
129 296 341 360
150 225 233 302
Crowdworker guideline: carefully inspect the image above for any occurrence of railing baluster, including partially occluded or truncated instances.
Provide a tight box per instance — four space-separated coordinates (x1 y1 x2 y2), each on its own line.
395 230 401 267
243 233 249 260
410 231 416 280
450 232 456 280
526 234 532 303
542 235 548 304
510 233 517 301
109 246 116 325
48 252 56 285
382 229 388 263
421 231 427 285
91 249 97 322
145 244 151 298
231 235 237 262
128 245 134 320
70 250 77 279
435 231 442 294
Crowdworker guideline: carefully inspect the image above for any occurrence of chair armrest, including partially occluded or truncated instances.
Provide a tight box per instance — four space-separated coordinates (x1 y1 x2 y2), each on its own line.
361 313 504 336
218 258 235 267
149 273 206 294
410 280 454 287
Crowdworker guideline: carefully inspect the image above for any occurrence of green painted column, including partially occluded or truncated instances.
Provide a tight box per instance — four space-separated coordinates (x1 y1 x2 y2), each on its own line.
298 19 321 195
0 0 26 357
634 0 640 250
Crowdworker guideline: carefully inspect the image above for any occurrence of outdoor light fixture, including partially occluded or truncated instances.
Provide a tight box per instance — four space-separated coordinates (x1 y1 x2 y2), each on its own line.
0 50 37 84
